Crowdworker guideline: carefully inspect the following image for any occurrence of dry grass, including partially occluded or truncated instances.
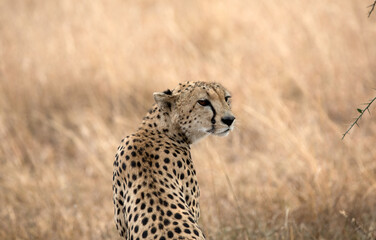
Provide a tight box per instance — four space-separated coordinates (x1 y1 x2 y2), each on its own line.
1 0 376 239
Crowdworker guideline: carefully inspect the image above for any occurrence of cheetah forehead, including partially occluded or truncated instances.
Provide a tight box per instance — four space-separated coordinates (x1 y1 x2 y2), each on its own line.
173 81 231 100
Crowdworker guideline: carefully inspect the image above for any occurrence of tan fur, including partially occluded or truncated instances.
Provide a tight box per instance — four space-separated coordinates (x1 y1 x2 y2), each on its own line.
112 81 235 239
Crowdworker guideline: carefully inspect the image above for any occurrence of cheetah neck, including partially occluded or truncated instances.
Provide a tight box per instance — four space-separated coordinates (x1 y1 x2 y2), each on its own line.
138 104 189 145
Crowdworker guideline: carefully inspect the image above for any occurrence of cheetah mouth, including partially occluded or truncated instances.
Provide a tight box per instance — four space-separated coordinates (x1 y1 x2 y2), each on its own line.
208 128 231 136
217 128 230 135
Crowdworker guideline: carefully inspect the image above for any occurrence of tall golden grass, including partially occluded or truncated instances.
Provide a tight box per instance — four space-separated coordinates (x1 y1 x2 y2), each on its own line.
1 0 376 239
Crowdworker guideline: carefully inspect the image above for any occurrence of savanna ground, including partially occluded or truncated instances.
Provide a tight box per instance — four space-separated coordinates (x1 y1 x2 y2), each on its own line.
1 0 376 239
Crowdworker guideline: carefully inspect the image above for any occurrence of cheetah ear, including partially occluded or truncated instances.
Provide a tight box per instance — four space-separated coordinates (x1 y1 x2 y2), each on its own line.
153 91 177 111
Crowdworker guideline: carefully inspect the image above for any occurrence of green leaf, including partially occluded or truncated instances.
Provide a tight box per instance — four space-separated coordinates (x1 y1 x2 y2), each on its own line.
357 108 363 113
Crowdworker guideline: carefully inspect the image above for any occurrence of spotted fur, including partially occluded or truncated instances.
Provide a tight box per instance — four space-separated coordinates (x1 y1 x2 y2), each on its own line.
112 81 235 239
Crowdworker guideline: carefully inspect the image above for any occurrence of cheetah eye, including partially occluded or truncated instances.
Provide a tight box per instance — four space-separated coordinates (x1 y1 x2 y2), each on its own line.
225 96 231 103
197 99 210 106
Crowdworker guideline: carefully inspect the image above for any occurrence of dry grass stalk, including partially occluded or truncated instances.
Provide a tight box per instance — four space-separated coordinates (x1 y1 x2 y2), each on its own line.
340 210 376 240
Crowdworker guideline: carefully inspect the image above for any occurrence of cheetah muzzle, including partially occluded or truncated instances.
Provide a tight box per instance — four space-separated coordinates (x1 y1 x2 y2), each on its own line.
112 81 235 240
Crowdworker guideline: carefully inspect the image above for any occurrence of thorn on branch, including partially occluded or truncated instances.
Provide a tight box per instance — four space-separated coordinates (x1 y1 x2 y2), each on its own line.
342 96 376 139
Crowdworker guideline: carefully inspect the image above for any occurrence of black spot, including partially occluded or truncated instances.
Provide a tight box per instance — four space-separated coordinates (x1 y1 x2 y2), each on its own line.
142 217 149 226
177 161 182 168
164 158 170 164
142 230 148 238
163 219 170 226
131 161 136 168
174 213 182 219
184 229 191 234
164 149 170 154
131 151 136 157
193 229 199 236
174 227 182 234
151 227 157 234
122 163 126 170
167 231 174 238
163 89 172 95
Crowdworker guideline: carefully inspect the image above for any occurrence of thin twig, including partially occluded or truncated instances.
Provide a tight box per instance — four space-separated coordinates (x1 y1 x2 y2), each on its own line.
342 96 376 139
368 0 376 17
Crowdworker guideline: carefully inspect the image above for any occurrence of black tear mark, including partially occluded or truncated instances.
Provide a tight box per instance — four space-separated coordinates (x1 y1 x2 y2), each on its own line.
207 101 216 124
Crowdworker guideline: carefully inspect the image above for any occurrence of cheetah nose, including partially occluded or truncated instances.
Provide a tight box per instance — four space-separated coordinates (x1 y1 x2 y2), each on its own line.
221 116 235 126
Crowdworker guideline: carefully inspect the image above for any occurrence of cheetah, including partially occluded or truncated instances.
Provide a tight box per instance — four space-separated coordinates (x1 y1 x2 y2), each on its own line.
112 81 235 240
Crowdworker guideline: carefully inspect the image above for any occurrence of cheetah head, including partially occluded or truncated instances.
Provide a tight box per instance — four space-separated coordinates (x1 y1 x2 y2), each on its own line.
153 81 235 144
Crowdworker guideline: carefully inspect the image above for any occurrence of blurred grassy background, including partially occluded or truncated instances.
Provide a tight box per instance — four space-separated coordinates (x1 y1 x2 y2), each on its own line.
1 0 376 239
